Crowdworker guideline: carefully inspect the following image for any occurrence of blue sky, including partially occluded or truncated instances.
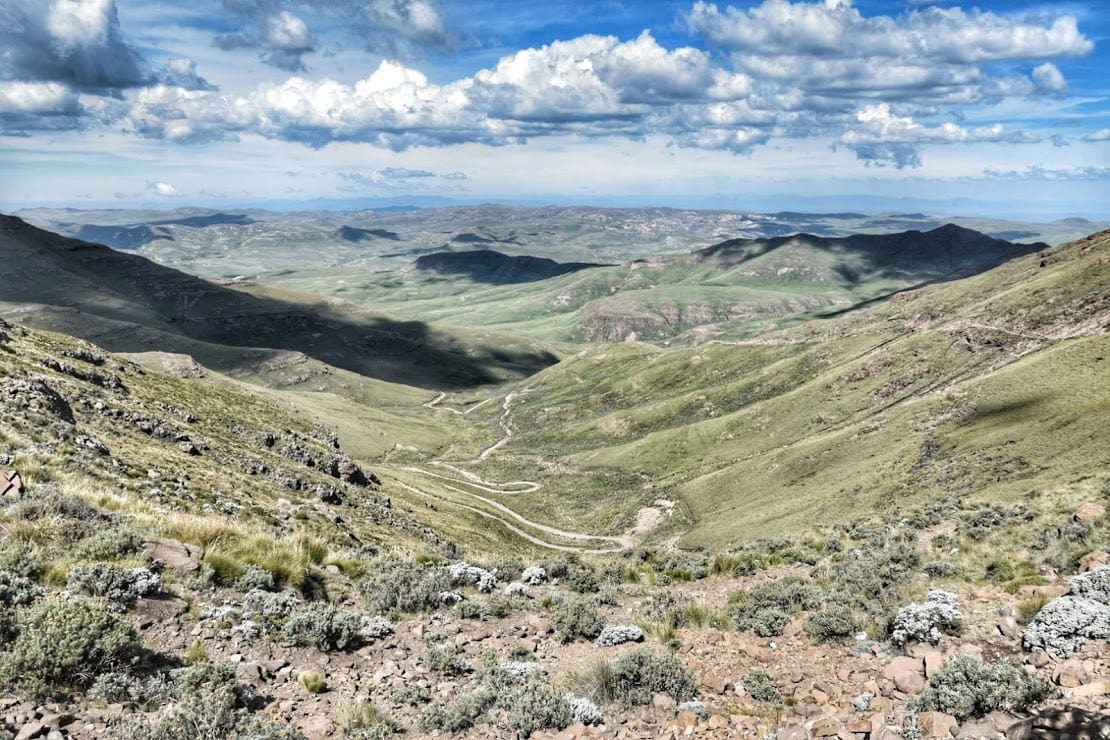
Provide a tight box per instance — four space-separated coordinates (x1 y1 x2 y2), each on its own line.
1 0 1107 218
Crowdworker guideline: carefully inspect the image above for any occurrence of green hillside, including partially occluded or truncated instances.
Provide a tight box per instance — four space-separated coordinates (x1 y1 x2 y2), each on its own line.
449 230 1110 548
262 225 1045 344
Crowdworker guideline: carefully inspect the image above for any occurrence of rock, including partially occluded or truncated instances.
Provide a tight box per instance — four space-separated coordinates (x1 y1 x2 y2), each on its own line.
1079 549 1110 574
651 692 676 713
917 711 958 738
1053 659 1088 687
923 650 945 678
1073 503 1106 522
1066 679 1109 697
884 656 925 694
143 537 202 575
133 595 189 620
1004 717 1034 740
996 617 1021 639
778 728 807 740
14 722 46 740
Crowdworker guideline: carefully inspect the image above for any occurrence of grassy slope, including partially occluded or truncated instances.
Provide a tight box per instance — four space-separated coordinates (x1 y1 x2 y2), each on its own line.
0 214 559 391
262 226 1042 345
483 231 1110 547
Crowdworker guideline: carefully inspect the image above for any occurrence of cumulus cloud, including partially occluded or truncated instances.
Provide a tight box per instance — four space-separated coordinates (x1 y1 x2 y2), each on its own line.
1084 128 1110 142
217 8 315 71
840 103 1038 167
686 0 1089 105
147 180 181 196
365 0 450 49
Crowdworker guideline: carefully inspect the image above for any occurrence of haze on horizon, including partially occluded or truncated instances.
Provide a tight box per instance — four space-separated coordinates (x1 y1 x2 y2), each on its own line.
1 0 1107 220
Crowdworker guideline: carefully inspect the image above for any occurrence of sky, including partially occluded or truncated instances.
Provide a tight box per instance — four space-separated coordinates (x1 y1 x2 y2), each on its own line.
1 0 1108 219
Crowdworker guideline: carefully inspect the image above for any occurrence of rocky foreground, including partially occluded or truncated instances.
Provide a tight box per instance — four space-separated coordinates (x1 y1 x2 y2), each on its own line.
1 530 1107 740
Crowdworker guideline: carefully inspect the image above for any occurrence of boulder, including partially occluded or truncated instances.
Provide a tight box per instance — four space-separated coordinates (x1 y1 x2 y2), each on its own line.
143 537 202 576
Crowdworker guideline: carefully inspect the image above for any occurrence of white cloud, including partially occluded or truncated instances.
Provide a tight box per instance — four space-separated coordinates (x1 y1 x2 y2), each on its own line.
840 103 1038 167
687 1 1090 106
147 180 181 196
366 0 449 48
0 82 80 116
1084 128 1110 142
981 165 1110 181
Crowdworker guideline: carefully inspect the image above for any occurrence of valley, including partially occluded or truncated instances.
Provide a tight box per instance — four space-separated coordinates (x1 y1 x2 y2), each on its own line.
0 209 1106 739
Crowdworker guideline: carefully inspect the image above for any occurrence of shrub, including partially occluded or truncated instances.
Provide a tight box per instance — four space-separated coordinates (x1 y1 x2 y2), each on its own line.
419 686 499 733
0 571 43 607
909 654 1056 720
922 560 959 578
521 565 548 585
504 582 531 599
743 668 781 703
424 640 470 676
807 605 862 644
743 607 791 637
281 603 391 652
563 563 600 594
337 702 399 739
241 588 301 626
609 648 697 707
596 624 644 647
391 684 429 707
890 590 963 646
88 671 174 710
74 529 144 561
65 564 161 608
1068 566 1110 603
506 678 572 738
115 661 303 740
552 598 603 643
448 561 498 593
0 597 142 697
234 565 277 592
565 694 603 726
361 556 451 615
1022 595 1110 658
298 671 327 694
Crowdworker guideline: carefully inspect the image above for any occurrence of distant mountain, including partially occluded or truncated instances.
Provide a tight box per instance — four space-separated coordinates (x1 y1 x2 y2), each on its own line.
0 215 557 390
75 223 174 250
335 225 400 242
413 250 608 284
695 224 1047 284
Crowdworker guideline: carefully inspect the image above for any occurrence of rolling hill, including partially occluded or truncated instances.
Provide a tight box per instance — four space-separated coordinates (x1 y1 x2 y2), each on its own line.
0 214 558 391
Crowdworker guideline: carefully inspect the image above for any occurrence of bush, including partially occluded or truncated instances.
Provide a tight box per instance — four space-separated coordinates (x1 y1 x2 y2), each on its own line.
521 565 548 585
65 564 161 608
743 607 791 637
552 598 603 643
909 654 1056 720
298 671 327 694
241 588 301 626
391 684 429 707
565 694 603 725
596 624 644 646
0 597 142 697
361 556 451 615
922 560 959 578
807 605 862 644
744 668 781 703
610 648 697 707
448 561 498 593
506 678 572 738
234 565 277 592
88 671 174 710
74 529 144 561
728 577 823 629
337 702 400 739
281 603 392 652
890 590 963 646
0 571 42 607
1022 595 1110 658
419 687 499 733
115 661 303 740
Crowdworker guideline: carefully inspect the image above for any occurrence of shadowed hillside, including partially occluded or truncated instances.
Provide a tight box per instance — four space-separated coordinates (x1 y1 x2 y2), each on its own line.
413 249 608 284
0 215 558 390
